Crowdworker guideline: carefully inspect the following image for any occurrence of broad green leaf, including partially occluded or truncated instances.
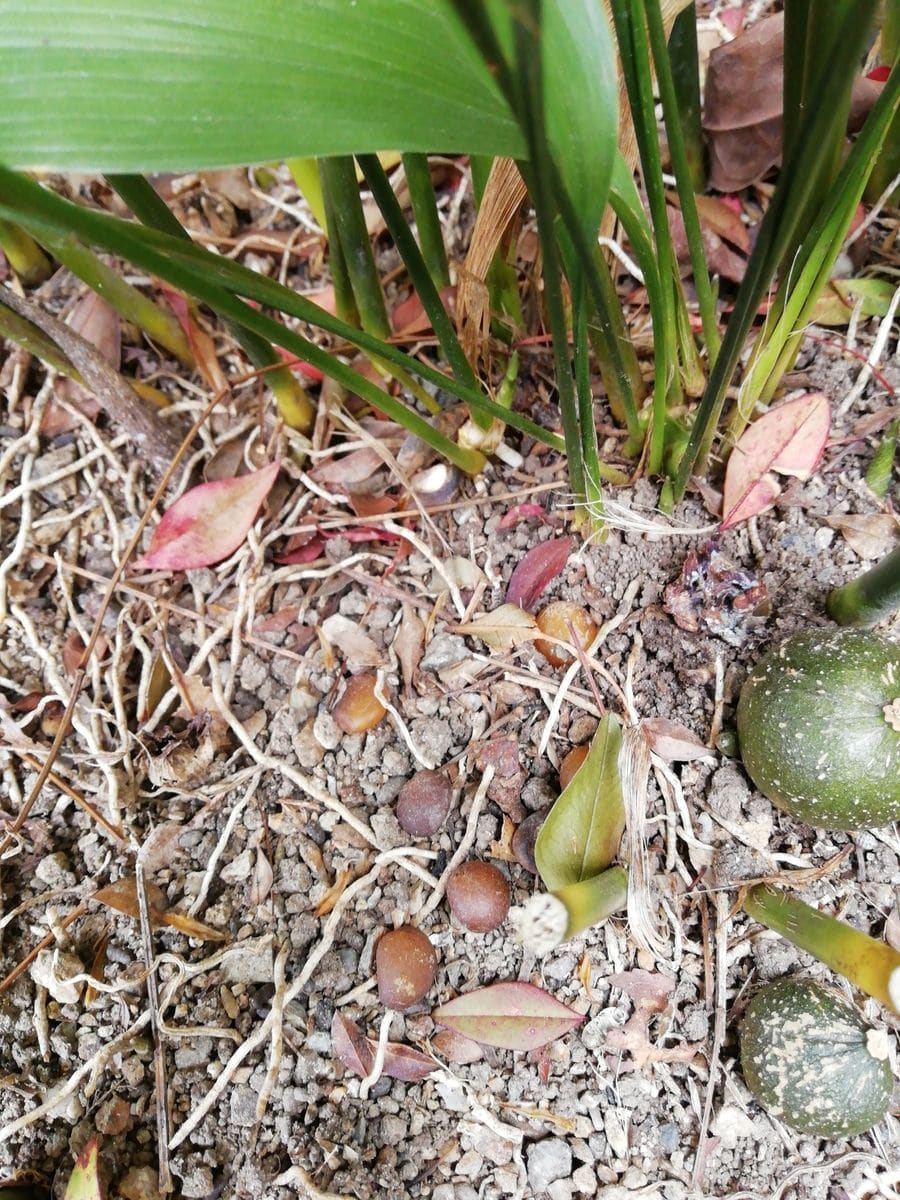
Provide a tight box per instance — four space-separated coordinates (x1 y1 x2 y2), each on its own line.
543 0 618 241
63 1137 103 1200
0 1 524 172
535 713 625 890
433 981 583 1051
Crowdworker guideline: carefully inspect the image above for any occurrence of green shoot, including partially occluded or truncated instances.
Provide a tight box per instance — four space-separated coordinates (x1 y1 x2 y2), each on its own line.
319 155 391 338
401 153 450 288
0 217 52 284
666 2 704 192
827 545 900 627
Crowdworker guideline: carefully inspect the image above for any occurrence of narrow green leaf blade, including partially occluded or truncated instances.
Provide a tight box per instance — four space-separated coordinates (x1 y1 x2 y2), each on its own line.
535 712 625 890
543 0 618 240
0 1 524 171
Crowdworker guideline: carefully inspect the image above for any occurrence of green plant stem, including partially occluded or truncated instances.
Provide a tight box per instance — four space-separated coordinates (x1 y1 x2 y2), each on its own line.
572 271 603 514
285 157 328 233
666 2 704 192
0 168 563 451
401 153 450 288
0 296 81 378
357 153 480 395
744 885 900 1014
646 0 718 361
826 545 900 627
672 5 889 500
317 160 358 326
470 155 493 208
866 2 900 203
35 229 194 367
610 0 686 471
108 173 315 431
586 245 643 439
0 218 52 285
507 4 586 505
319 155 391 338
865 418 898 498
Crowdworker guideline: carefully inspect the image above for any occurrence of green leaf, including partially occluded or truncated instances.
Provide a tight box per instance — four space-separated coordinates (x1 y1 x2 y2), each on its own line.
543 0 618 242
534 712 625 890
0 1 524 172
63 1138 103 1200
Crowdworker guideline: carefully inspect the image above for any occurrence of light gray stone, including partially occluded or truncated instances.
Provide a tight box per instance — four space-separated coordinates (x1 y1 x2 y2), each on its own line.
527 1138 572 1193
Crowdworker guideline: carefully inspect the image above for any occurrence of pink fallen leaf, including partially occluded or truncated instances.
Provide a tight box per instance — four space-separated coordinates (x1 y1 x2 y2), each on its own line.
609 970 674 1015
275 346 325 383
162 286 227 393
391 285 456 336
721 394 830 529
133 462 280 571
311 447 384 489
497 503 548 530
331 1012 436 1082
506 537 573 610
274 534 326 565
380 1041 438 1082
431 1028 484 1064
331 1012 373 1079
433 981 584 1052
640 718 712 763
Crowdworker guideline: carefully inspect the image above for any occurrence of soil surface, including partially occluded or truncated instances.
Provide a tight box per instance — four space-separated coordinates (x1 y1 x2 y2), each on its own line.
0 185 898 1200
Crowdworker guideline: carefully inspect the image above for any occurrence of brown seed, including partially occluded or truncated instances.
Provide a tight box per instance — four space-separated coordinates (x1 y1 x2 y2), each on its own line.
535 602 598 667
559 743 590 791
511 809 548 874
375 925 437 1010
446 861 510 932
396 769 453 837
331 673 387 734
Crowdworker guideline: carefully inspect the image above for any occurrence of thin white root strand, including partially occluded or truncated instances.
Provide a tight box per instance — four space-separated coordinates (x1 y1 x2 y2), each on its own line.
357 1009 393 1101
255 939 290 1123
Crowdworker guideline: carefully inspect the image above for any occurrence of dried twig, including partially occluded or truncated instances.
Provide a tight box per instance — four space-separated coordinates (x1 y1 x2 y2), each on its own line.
135 853 172 1194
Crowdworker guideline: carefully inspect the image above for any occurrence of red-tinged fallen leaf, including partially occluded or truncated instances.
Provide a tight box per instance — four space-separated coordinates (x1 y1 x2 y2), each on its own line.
640 717 712 763
62 630 109 678
721 394 830 529
497 503 547 530
529 1043 552 1086
274 535 326 565
305 285 337 316
381 1041 438 1082
718 5 744 34
133 462 280 571
433 981 584 1052
391 286 456 336
64 1135 104 1200
609 970 674 1015
253 606 300 633
275 346 325 382
431 1028 484 1064
868 65 891 83
331 1012 373 1079
505 537 573 610
350 493 399 518
161 287 226 394
330 1013 436 1082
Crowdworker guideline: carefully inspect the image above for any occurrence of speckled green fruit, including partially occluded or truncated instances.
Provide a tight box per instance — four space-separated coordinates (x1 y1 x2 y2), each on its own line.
736 629 900 829
740 978 892 1137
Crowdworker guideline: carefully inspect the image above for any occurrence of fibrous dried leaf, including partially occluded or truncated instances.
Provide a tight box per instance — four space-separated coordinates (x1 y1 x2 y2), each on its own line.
133 462 279 570
433 981 583 1052
320 615 382 670
825 513 899 560
505 537 573 610
641 717 712 763
721 393 830 529
454 604 539 652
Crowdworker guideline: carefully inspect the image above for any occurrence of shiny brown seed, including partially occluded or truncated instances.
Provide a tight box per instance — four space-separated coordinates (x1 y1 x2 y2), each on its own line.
331 673 387 734
535 602 598 667
559 743 590 791
446 861 510 932
511 809 548 874
375 925 437 1010
396 769 453 837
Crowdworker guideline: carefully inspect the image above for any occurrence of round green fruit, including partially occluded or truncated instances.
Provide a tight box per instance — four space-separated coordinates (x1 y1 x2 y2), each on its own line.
740 977 893 1137
736 628 900 829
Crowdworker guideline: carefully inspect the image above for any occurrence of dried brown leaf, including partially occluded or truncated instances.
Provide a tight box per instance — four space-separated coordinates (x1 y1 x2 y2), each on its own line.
394 605 425 692
641 717 712 763
320 614 382 671
454 604 539 652
825 513 899 560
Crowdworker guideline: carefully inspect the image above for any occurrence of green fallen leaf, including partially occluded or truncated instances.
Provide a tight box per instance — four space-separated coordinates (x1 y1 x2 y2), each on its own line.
63 1138 103 1200
534 712 625 890
808 277 897 326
